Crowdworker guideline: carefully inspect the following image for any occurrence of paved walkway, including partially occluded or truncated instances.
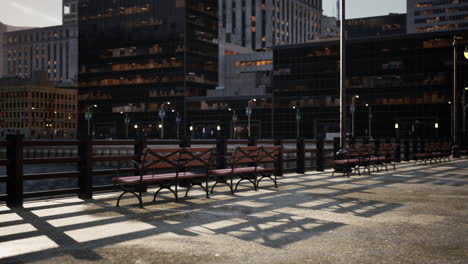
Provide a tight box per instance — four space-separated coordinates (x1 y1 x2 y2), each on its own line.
1 160 467 264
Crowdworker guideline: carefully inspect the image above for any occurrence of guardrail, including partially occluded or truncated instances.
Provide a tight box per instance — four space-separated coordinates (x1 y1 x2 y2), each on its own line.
0 135 337 208
0 135 455 208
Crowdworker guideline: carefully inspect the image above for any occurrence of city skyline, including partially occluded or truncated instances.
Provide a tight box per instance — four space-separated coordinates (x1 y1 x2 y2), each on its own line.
0 0 406 28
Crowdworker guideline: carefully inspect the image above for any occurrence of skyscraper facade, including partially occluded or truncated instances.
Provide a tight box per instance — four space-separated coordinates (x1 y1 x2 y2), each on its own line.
220 0 322 51
63 0 79 25
2 24 78 85
407 0 468 33
78 0 218 138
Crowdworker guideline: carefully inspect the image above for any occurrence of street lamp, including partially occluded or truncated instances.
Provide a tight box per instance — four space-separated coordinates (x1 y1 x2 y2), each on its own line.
246 99 256 138
159 102 170 139
366 103 373 138
293 106 301 138
226 106 237 139
452 37 468 144
463 87 468 142
435 122 439 138
351 95 359 139
394 122 399 139
85 104 97 137
339 0 347 148
122 113 130 139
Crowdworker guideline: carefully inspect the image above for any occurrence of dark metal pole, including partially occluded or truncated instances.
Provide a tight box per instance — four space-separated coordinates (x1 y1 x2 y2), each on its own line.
453 36 459 144
340 0 347 148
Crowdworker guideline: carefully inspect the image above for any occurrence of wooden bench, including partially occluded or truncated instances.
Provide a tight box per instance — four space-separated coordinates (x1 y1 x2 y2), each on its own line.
415 142 451 165
210 146 282 194
112 147 215 208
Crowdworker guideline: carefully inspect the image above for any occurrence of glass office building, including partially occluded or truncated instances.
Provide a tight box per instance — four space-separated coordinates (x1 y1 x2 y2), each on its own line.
273 29 468 140
78 0 218 138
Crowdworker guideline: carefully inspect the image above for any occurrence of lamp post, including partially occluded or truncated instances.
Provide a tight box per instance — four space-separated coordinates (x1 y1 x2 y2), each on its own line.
85 104 97 137
134 124 139 138
463 87 468 142
435 122 439 138
452 37 468 144
227 106 237 139
159 102 170 139
246 99 256 138
394 122 399 139
366 103 372 138
174 110 181 140
189 123 194 138
351 95 359 139
293 106 301 138
339 0 347 148
123 113 130 139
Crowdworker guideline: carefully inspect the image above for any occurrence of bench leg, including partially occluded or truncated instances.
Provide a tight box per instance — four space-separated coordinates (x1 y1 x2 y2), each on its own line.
235 177 257 191
153 186 178 202
116 191 143 208
257 174 277 188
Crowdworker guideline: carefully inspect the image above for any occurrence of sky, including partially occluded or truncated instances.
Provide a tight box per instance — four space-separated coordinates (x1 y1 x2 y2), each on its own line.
0 0 406 28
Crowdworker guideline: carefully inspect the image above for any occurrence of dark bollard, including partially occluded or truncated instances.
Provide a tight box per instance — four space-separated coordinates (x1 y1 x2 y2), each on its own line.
404 138 410 161
6 134 24 208
248 136 257 146
78 136 93 200
216 137 227 169
395 138 401 162
179 136 191 148
274 138 284 176
316 137 325 171
296 137 305 174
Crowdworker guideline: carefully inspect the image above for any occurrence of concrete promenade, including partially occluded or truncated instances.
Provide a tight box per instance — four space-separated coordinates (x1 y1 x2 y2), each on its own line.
1 160 467 264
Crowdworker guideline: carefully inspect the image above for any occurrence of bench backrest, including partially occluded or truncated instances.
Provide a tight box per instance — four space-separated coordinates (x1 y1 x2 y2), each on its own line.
180 147 215 170
257 146 282 166
230 146 260 167
140 148 182 171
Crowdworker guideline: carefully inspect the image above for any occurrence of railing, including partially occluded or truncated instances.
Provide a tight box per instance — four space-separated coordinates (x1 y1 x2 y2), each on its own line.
0 135 456 208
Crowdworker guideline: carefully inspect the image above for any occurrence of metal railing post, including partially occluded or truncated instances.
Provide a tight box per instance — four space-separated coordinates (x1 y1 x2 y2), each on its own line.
216 136 227 169
274 138 283 176
78 136 93 200
296 137 305 174
6 134 24 208
316 137 325 171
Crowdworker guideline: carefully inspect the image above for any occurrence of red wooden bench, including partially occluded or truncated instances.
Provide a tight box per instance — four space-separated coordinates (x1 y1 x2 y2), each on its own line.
112 147 215 208
210 146 282 194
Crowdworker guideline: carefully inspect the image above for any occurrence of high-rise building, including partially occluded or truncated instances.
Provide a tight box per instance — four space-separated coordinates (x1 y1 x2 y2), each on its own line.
217 0 322 104
78 0 218 139
63 0 79 25
407 0 468 33
0 22 36 78
347 13 406 39
2 24 78 85
321 15 339 38
272 29 468 139
0 72 78 139
220 0 322 51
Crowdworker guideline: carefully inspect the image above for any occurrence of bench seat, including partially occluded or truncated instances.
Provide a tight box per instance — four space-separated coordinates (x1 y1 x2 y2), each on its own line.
113 172 206 185
333 159 359 165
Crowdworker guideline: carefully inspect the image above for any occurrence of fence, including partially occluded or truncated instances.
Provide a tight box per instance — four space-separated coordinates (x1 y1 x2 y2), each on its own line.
0 135 454 208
